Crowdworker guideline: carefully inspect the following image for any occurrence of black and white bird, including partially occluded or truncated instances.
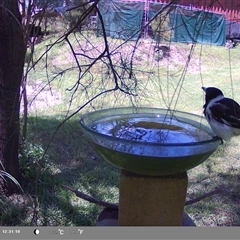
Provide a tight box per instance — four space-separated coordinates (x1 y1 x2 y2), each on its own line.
202 86 240 141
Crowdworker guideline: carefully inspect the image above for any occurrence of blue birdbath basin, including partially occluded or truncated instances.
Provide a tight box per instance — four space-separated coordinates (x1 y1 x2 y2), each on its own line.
80 107 222 226
79 107 221 176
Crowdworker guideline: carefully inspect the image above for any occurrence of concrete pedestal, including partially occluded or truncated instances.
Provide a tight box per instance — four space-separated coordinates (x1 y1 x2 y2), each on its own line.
118 170 188 226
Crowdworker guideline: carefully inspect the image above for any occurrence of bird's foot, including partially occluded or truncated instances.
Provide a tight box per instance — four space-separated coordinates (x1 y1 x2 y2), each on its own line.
213 136 224 144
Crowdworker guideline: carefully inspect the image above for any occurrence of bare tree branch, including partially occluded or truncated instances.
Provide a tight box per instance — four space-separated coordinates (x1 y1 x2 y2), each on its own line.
62 185 119 209
63 185 224 209
185 188 223 206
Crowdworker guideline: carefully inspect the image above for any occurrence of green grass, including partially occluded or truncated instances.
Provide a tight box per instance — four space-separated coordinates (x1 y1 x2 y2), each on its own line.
1 31 240 226
1 116 120 226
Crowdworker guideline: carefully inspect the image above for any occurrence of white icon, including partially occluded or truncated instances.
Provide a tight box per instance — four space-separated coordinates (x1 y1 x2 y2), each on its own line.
34 229 40 235
78 229 83 235
58 229 64 235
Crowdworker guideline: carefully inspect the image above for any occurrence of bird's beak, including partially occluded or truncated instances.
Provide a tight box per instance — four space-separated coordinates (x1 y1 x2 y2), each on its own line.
202 87 207 92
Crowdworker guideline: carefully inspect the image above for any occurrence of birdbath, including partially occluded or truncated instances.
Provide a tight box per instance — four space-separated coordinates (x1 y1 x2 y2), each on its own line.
79 107 221 226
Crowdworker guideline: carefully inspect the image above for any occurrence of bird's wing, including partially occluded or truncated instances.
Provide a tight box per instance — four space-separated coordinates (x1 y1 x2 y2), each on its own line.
208 98 240 129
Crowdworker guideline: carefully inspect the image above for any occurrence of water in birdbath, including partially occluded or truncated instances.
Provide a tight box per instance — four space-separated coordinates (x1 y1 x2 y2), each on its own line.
92 116 210 143
90 114 211 157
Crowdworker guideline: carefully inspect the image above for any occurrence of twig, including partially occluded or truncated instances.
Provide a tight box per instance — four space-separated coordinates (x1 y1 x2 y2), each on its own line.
62 185 118 209
185 188 223 206
62 185 223 209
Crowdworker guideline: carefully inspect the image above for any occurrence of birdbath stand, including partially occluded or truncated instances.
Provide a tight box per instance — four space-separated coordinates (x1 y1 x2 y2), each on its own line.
119 170 187 226
80 107 221 226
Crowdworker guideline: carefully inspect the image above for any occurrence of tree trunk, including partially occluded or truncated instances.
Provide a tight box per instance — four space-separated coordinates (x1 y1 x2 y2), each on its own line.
0 0 26 194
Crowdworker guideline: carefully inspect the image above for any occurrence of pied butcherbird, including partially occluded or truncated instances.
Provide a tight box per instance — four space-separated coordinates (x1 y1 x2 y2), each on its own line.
202 86 240 141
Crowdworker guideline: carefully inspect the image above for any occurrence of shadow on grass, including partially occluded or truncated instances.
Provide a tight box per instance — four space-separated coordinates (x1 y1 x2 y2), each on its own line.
186 150 240 226
1 115 120 226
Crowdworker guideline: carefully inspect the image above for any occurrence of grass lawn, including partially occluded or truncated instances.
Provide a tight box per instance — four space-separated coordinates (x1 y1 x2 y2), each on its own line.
1 31 240 226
